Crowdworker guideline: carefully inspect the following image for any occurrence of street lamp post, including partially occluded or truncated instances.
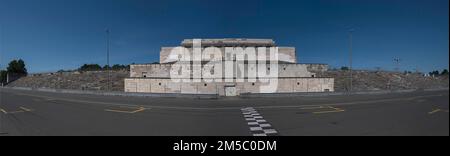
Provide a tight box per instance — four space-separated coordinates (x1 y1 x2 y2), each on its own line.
394 58 401 72
106 29 111 91
349 30 353 92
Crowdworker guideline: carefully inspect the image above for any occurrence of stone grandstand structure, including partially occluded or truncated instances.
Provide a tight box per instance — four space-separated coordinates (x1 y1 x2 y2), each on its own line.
125 39 334 96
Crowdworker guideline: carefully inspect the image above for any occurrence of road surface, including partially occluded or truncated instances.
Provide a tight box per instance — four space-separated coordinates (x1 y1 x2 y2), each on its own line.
0 88 448 136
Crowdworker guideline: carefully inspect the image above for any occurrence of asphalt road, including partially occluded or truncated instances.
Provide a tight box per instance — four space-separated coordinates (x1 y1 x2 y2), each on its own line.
0 88 448 136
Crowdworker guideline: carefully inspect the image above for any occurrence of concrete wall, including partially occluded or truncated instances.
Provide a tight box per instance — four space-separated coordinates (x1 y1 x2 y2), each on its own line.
278 64 316 77
181 39 276 47
130 63 327 78
306 64 329 73
160 47 175 64
124 77 334 95
130 41 333 95
160 47 297 64
278 47 296 63
130 64 172 78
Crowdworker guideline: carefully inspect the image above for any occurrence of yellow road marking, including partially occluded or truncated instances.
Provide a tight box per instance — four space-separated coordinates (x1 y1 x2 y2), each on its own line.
300 106 325 110
313 106 345 114
19 107 33 112
0 108 7 114
0 107 33 114
429 109 449 115
105 107 146 114
299 105 346 114
313 109 345 114
6 110 25 114
11 91 446 111
428 109 441 114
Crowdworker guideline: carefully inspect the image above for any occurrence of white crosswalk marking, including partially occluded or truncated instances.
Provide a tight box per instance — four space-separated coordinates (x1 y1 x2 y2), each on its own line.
250 127 263 131
244 115 253 118
259 124 271 127
241 107 279 136
256 119 266 123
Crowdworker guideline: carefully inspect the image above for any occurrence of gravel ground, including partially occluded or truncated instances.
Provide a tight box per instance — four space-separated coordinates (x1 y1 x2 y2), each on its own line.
7 70 449 92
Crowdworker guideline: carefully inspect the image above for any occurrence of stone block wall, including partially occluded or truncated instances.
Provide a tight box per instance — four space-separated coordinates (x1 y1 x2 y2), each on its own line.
129 63 328 79
159 47 297 64
124 77 334 95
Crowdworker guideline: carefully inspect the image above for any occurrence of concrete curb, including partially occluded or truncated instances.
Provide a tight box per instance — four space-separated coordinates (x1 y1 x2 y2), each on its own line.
240 88 449 98
1 87 219 99
2 87 448 99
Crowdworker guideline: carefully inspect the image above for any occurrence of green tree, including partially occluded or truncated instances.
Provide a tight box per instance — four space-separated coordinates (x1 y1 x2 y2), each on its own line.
7 59 28 75
102 65 110 70
429 70 440 76
0 70 7 83
341 66 349 71
441 69 449 75
79 64 102 71
112 64 127 70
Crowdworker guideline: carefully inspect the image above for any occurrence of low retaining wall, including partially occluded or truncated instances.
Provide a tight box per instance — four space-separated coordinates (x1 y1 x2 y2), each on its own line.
2 87 219 99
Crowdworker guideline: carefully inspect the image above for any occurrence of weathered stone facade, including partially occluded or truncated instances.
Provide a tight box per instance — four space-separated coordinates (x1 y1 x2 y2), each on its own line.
125 39 334 96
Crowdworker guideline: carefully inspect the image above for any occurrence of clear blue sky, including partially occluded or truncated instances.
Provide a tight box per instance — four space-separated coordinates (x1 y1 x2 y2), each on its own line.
0 0 448 73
